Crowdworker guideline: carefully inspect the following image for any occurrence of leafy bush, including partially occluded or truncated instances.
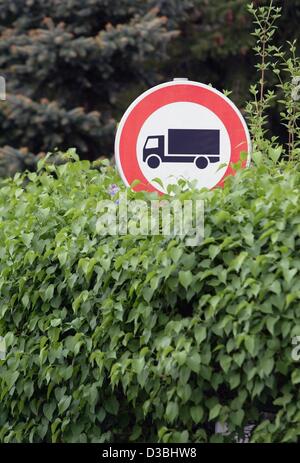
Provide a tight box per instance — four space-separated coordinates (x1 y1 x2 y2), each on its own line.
0 152 300 443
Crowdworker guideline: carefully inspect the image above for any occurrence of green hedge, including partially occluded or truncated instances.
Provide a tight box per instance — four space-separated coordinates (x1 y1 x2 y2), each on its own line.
0 152 300 443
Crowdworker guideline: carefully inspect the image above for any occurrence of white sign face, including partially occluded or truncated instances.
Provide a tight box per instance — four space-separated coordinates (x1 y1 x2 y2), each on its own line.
115 80 251 194
137 102 231 192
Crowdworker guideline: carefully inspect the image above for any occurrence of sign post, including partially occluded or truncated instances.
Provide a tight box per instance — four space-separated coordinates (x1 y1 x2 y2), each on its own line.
115 79 251 194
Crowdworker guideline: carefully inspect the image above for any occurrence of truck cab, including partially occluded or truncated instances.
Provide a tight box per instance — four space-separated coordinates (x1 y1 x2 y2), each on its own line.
143 136 164 169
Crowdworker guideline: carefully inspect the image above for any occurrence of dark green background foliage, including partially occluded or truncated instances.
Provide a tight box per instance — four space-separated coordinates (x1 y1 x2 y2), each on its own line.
170 0 300 101
0 0 180 172
0 155 300 443
1 0 300 176
0 145 37 177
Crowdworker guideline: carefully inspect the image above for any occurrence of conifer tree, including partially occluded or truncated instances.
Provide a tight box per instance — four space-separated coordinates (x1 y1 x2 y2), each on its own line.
0 0 182 175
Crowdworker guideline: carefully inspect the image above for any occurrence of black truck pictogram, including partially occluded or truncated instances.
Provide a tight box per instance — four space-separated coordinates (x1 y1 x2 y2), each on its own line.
143 129 220 169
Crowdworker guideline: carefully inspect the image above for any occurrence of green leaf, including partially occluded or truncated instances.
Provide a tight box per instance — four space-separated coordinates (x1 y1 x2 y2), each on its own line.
6 371 19 390
291 369 300 385
209 403 221 421
187 352 201 373
220 355 232 373
266 316 278 335
22 232 34 247
50 318 62 327
165 402 179 423
230 252 248 272
44 284 55 302
194 326 207 345
260 357 274 376
170 247 182 263
190 405 204 424
44 402 56 421
252 151 263 166
22 293 30 308
245 335 256 356
177 383 192 403
58 396 72 415
179 270 193 290
151 178 164 189
214 210 230 225
269 146 282 163
231 409 245 427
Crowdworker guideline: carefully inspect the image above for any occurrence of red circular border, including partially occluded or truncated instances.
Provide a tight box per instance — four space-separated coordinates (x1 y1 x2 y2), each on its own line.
118 84 249 193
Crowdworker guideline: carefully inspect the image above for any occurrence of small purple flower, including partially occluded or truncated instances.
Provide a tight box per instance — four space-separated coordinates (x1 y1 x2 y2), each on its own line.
108 183 120 197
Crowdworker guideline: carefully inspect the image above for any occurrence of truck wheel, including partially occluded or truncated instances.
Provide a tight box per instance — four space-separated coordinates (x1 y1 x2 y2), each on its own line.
195 156 208 169
147 155 160 168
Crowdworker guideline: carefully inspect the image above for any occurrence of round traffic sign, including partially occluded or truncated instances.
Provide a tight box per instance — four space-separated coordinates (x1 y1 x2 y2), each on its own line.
115 79 251 194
